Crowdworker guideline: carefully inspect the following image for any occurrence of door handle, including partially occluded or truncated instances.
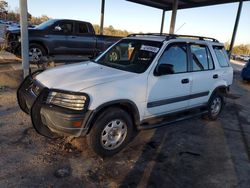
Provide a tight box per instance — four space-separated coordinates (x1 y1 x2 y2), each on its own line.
213 74 219 79
70 36 76 38
181 78 189 84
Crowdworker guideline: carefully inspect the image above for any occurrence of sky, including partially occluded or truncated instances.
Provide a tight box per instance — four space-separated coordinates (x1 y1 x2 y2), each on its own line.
6 0 250 45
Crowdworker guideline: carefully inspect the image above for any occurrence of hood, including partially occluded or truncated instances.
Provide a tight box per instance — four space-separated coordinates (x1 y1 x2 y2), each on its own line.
7 28 40 34
36 61 136 91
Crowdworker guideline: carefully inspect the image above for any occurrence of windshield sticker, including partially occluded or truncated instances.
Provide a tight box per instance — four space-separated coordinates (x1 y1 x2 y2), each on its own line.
140 45 159 53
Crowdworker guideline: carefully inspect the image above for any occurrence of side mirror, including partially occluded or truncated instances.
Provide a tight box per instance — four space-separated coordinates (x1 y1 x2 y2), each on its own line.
54 25 62 31
155 64 174 76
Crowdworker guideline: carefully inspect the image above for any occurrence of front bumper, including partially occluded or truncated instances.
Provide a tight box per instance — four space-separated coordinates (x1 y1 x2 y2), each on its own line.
17 73 92 138
4 41 20 54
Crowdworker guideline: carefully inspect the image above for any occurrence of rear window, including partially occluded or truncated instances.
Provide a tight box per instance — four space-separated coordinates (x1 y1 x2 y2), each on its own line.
213 46 229 67
78 23 89 34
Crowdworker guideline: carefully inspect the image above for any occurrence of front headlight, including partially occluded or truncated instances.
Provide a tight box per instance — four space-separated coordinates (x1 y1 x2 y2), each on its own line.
46 91 89 111
18 36 21 42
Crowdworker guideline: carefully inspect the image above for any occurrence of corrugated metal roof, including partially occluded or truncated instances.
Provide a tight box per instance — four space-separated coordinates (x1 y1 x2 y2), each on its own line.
126 0 247 10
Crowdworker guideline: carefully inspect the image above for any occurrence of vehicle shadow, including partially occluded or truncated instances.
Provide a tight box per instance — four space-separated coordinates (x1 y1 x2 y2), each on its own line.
120 101 250 187
120 118 207 188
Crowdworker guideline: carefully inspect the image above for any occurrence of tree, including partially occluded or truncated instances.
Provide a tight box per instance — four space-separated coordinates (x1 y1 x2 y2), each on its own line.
0 0 8 19
232 44 250 55
0 0 7 13
93 24 131 37
224 42 250 55
30 15 50 25
93 24 100 34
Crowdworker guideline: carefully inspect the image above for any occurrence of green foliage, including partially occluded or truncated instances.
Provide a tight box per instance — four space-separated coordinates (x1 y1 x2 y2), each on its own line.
93 24 131 37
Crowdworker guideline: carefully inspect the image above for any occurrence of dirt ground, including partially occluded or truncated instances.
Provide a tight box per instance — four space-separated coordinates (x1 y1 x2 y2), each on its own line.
1 67 250 187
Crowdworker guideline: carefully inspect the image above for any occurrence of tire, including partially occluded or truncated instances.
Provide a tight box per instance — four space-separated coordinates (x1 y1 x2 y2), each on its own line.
108 49 120 62
29 43 46 63
87 107 134 157
15 45 21 58
205 93 224 121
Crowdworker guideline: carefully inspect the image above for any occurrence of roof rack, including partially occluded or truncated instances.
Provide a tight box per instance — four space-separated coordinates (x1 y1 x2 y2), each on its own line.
127 33 219 43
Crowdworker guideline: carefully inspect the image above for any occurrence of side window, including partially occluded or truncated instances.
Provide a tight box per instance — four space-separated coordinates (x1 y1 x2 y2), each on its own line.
78 23 89 34
213 46 230 67
54 22 73 34
190 44 214 71
158 43 188 74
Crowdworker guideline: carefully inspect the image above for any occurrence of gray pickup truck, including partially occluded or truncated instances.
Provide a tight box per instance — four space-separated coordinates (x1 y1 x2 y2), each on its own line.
5 19 122 62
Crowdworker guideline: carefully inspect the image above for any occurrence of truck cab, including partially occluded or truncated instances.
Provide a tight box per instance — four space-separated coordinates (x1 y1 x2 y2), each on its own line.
5 19 121 62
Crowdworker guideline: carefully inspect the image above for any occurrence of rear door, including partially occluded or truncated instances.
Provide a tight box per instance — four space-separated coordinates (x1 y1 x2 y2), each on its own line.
71 22 96 55
212 46 233 85
145 42 192 118
188 43 216 107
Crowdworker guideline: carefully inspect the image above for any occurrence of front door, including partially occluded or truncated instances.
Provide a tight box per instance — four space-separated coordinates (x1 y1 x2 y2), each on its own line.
145 43 192 118
48 20 74 54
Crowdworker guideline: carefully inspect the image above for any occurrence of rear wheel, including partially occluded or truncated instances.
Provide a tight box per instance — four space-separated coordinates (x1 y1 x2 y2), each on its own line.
108 49 120 62
87 107 134 157
205 94 224 121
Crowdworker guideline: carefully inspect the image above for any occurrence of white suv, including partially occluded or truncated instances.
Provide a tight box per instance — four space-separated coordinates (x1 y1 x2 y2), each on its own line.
17 34 233 157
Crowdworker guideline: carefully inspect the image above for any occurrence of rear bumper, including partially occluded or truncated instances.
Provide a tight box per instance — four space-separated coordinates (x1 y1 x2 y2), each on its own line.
17 73 92 138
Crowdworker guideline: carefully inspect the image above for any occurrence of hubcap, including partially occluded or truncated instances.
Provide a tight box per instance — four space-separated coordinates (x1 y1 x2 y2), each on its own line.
29 48 43 62
101 119 127 150
211 97 222 116
109 51 118 61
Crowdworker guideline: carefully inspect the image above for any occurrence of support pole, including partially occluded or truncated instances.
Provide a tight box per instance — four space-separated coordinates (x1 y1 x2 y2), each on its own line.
169 0 178 34
229 0 243 56
19 0 29 78
100 0 105 35
160 10 165 34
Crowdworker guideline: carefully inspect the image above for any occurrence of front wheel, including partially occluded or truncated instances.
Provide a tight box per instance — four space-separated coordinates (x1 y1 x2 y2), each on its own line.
87 107 134 157
29 43 46 63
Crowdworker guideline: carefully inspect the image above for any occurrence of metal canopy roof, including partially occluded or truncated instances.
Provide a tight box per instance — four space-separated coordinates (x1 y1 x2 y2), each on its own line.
126 0 248 10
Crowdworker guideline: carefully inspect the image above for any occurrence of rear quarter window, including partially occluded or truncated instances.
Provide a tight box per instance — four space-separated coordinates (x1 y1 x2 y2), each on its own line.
213 46 230 67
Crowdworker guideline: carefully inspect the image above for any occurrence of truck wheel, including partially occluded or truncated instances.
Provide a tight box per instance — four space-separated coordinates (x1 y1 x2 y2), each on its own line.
29 44 46 63
109 49 120 62
87 107 134 157
205 94 224 121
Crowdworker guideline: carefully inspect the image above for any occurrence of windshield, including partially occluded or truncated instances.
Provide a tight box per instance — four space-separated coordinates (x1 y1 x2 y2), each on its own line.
95 39 163 73
36 19 57 30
